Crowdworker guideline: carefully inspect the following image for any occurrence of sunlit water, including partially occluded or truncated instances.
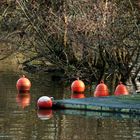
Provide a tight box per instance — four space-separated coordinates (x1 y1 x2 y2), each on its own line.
0 71 140 140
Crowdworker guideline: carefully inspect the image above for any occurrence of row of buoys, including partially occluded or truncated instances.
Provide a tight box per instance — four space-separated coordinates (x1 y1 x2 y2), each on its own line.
71 79 129 97
16 75 129 109
16 75 53 119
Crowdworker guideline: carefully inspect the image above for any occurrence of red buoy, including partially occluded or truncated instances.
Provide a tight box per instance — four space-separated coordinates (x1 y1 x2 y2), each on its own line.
16 75 31 92
94 80 109 97
114 82 129 96
37 109 53 120
37 96 53 109
16 93 31 108
71 79 85 93
71 93 85 99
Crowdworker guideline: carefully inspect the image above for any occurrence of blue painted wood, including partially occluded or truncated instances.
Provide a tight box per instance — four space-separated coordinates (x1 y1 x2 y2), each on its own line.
53 94 140 114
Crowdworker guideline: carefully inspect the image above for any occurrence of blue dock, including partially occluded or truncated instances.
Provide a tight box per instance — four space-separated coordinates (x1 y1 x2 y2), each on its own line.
53 94 140 115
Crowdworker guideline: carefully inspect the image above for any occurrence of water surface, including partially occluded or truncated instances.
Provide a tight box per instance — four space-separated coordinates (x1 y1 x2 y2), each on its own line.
0 72 140 140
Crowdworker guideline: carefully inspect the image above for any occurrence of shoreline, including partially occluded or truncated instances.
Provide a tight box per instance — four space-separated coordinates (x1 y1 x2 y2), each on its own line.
0 56 19 72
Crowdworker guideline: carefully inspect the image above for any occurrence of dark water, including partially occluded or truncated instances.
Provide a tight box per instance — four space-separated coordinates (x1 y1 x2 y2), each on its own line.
0 72 140 140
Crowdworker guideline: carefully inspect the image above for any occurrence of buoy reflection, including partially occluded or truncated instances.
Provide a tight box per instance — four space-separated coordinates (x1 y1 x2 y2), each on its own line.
71 93 85 99
16 92 31 108
37 109 53 120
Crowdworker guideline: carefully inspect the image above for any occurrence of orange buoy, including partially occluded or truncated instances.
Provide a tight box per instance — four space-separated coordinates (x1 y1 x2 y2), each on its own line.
16 93 31 108
71 93 85 99
37 96 53 109
94 80 109 97
16 75 31 92
71 79 85 93
37 109 53 120
114 82 129 96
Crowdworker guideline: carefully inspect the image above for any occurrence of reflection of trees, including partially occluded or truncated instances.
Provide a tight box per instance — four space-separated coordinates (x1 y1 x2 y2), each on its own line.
52 112 140 140
0 72 140 139
1 109 140 140
0 73 32 139
0 72 59 140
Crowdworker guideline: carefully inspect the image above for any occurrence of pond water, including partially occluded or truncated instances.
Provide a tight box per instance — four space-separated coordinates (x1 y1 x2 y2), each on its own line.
0 71 140 140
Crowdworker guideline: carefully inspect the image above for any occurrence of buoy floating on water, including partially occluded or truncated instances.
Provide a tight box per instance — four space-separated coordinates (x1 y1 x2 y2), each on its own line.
37 96 53 109
94 80 109 97
16 75 31 92
114 82 129 96
71 78 85 93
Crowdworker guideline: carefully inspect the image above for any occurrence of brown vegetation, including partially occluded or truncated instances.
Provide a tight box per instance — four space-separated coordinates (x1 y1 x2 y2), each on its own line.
0 0 140 89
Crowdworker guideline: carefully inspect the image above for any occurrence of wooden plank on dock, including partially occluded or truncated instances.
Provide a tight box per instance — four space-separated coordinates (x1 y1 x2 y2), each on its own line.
53 94 140 115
